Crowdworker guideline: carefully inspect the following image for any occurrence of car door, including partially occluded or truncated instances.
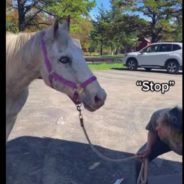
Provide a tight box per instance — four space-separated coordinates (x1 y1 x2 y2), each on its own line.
136 44 161 66
154 44 173 65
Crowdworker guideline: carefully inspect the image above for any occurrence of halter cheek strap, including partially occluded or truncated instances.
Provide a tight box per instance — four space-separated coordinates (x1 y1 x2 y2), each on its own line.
40 32 97 104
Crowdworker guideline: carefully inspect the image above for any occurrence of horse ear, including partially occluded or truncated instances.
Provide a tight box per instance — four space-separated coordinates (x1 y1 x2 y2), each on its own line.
53 19 59 39
61 16 70 32
52 16 70 40
66 15 70 31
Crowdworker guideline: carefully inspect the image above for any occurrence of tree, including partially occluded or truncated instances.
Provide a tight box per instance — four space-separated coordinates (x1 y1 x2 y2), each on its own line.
71 18 93 52
89 3 149 55
8 0 95 32
107 2 149 53
6 10 19 33
6 0 18 32
90 8 111 55
171 10 182 41
110 0 182 42
131 0 182 42
110 15 148 53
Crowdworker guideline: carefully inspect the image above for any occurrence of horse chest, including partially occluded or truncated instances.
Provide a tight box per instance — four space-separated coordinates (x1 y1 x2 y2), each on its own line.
6 89 29 120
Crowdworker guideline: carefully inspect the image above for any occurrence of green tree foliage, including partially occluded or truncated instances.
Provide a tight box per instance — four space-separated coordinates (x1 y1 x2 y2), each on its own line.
90 8 111 55
46 0 95 18
108 12 149 53
6 11 19 33
130 0 182 42
71 18 93 51
8 0 95 32
90 5 148 55
44 0 95 33
6 0 18 32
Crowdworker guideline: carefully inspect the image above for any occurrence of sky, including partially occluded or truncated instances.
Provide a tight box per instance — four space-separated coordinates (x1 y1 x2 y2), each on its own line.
89 0 151 21
12 0 34 7
89 0 111 20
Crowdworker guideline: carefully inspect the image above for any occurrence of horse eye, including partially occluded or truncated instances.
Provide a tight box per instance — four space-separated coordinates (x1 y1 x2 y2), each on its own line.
58 56 71 64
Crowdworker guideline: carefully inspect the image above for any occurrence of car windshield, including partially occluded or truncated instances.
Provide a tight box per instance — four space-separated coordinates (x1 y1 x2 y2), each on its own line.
139 46 148 52
140 44 159 52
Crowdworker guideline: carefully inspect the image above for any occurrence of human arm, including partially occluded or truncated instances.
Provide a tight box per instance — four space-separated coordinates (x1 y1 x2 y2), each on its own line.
137 131 158 160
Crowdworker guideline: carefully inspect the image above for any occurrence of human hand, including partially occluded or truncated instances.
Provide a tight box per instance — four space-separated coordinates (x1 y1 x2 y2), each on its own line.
136 148 151 161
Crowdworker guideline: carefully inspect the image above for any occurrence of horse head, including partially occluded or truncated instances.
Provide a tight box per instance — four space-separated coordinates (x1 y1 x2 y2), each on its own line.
40 19 106 111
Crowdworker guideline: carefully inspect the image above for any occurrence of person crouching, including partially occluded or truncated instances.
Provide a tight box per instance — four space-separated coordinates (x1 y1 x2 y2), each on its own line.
136 106 182 183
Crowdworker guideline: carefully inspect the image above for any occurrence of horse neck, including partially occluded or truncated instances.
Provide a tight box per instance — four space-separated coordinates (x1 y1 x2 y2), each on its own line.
6 31 43 98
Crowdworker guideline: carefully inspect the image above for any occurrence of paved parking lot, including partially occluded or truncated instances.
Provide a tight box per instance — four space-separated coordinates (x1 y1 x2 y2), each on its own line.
7 69 182 184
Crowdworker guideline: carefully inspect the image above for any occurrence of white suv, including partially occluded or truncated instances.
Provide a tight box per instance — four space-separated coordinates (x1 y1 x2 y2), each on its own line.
124 42 182 73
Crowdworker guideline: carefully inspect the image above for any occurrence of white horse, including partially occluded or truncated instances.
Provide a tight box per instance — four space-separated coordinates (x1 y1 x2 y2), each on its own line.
6 20 107 140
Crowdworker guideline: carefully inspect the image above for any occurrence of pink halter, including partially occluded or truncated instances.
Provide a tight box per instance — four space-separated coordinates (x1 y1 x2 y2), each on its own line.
40 32 97 104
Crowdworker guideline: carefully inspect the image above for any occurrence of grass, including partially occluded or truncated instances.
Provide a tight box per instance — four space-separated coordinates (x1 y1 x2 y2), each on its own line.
85 52 125 57
88 62 125 70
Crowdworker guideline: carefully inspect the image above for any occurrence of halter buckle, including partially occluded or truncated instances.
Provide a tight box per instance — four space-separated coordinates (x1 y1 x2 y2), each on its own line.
76 84 84 95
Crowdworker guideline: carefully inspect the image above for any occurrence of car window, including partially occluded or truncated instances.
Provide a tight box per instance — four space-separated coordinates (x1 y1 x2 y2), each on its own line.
159 44 172 52
172 44 181 51
143 45 160 52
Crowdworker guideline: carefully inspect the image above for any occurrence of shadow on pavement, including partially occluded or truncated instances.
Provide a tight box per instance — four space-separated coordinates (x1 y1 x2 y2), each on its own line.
6 136 182 184
112 68 183 75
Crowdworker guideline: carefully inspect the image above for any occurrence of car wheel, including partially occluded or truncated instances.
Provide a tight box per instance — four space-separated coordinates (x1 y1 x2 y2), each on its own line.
166 60 179 74
145 68 151 71
126 58 138 70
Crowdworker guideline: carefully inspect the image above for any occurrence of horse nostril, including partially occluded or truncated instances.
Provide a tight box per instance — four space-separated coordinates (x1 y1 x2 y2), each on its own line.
95 95 101 104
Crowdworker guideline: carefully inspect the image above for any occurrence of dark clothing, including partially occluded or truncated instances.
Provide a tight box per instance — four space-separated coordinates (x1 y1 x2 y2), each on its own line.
136 107 182 182
145 108 182 155
145 108 169 133
136 140 171 183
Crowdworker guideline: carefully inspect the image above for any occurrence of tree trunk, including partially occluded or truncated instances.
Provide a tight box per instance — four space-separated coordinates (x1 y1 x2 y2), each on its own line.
151 32 157 43
100 40 103 55
110 44 114 55
150 13 158 43
17 0 26 31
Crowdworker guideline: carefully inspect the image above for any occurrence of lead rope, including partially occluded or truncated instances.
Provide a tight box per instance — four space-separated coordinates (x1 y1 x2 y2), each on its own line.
76 104 148 184
137 159 148 184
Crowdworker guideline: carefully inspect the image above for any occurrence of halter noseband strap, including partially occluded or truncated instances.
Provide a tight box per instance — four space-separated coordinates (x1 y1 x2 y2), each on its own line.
40 32 97 104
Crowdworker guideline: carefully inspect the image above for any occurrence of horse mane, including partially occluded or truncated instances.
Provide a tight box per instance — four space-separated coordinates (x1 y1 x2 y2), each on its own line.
6 32 36 65
6 31 44 89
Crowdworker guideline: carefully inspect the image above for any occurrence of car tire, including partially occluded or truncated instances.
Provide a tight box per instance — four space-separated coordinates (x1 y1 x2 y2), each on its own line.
126 58 138 70
145 68 151 71
165 60 179 74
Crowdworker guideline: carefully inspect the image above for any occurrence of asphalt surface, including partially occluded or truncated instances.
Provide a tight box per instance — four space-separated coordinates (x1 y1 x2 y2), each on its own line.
7 69 182 184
